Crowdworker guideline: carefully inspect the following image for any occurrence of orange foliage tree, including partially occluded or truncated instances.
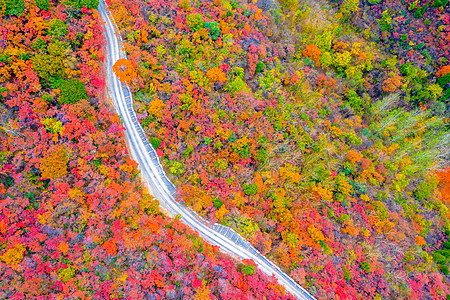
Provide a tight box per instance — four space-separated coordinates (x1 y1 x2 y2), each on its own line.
40 146 69 179
113 58 138 84
302 44 321 66
382 73 403 93
436 65 450 78
437 168 450 205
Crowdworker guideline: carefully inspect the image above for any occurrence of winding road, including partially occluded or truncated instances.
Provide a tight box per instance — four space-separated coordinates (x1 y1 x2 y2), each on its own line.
98 2 315 299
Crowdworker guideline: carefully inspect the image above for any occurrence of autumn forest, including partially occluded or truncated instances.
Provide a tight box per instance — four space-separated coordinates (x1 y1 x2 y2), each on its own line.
0 0 450 298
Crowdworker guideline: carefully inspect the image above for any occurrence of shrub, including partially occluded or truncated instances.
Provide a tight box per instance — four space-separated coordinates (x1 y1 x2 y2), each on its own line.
59 79 88 104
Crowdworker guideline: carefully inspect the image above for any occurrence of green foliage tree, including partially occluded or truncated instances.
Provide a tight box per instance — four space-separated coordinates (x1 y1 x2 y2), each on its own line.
48 19 67 38
32 54 65 80
360 261 371 273
378 10 393 32
414 177 438 201
243 183 258 195
414 3 428 18
169 161 184 175
243 264 255 275
340 0 359 17
186 13 204 31
48 40 68 57
213 197 223 209
35 0 49 11
59 79 88 104
150 136 162 149
255 62 265 73
431 0 449 6
345 89 363 113
62 0 98 9
32 38 47 51
0 0 25 16
204 22 220 40
342 266 352 281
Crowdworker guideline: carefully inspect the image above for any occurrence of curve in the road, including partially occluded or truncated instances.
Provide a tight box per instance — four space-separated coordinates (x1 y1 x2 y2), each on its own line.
98 2 315 299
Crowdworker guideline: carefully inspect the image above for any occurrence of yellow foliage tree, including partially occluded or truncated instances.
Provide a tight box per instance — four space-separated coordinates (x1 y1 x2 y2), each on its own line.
254 172 267 194
279 163 301 184
307 225 325 242
215 205 229 222
147 97 165 119
194 284 211 300
335 173 354 197
340 0 360 17
232 191 246 208
311 183 334 202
